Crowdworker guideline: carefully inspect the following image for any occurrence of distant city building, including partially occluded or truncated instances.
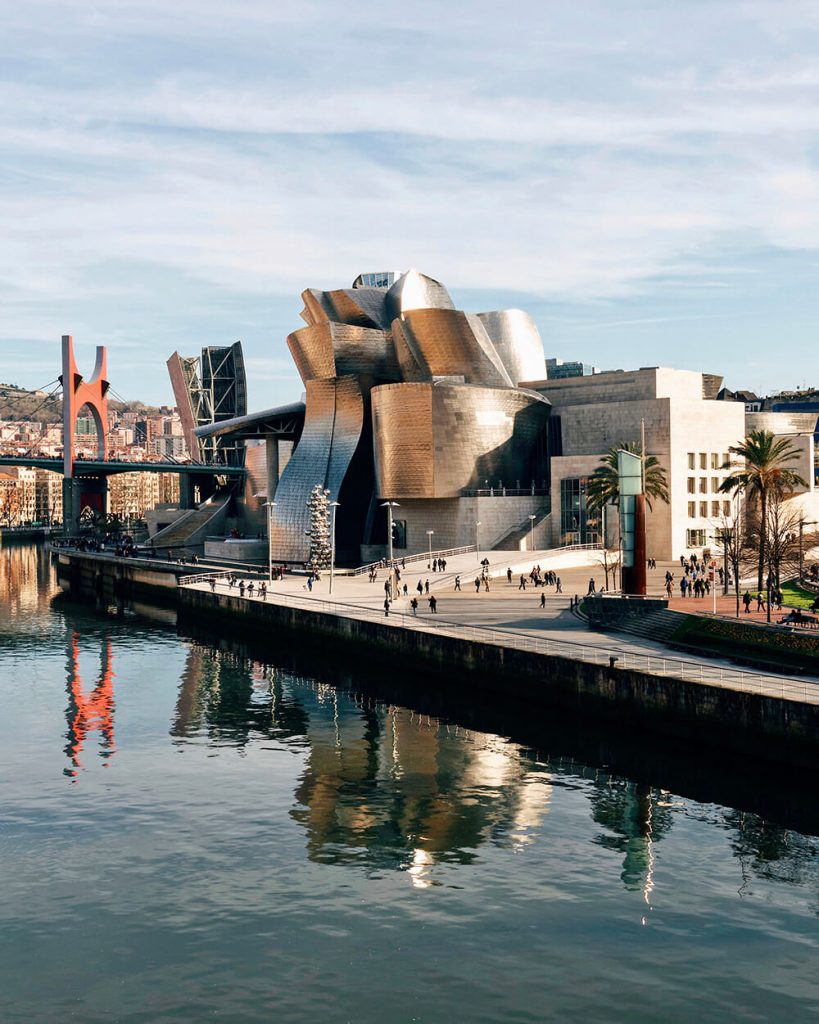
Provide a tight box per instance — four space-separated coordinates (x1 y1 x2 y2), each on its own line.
716 387 762 412
545 357 600 380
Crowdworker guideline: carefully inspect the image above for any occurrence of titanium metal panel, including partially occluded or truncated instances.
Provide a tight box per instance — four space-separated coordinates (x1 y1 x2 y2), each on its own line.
396 308 512 387
268 376 365 562
386 269 454 320
475 310 546 387
373 382 550 498
287 324 400 385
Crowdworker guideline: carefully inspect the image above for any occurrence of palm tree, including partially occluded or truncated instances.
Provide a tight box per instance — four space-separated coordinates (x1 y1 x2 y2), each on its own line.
586 442 670 515
719 429 807 590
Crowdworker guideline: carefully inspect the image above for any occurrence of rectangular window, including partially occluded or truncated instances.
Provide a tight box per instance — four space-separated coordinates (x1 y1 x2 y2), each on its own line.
687 477 695 494
699 453 707 470
688 502 696 518
687 528 707 547
699 501 708 517
712 501 720 517
711 453 719 469
699 479 708 493
687 453 695 470
722 453 730 467
711 477 719 493
723 501 731 517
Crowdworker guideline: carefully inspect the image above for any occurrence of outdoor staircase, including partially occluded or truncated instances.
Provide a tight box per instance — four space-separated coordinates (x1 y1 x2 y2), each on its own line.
609 608 690 645
492 507 551 550
149 494 230 550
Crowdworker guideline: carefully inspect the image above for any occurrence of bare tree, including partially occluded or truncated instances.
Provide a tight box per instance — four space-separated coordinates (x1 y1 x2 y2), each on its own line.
597 547 621 592
715 510 754 618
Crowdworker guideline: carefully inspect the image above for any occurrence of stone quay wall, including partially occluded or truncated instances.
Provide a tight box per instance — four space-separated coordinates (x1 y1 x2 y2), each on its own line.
178 586 819 768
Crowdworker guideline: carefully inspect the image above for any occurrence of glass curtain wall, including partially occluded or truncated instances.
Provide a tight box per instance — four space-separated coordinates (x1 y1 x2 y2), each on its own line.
560 477 601 546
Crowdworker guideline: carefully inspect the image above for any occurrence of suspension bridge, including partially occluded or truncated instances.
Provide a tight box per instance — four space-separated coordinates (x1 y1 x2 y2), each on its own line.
0 336 243 533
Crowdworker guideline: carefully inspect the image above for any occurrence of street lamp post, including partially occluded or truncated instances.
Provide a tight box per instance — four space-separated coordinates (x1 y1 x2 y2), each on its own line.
329 501 340 595
263 500 277 582
426 529 434 569
475 521 481 562
528 514 536 552
381 501 400 599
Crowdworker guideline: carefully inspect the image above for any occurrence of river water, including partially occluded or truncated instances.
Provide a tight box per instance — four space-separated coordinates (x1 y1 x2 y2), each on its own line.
1 543 818 1023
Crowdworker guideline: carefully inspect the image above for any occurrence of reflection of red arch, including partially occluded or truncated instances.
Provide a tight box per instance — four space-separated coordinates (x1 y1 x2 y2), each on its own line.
65 633 116 777
61 334 110 478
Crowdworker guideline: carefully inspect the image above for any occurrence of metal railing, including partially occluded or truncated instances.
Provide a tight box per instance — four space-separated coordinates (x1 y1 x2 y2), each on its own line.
352 544 477 576
178 569 235 586
177 577 819 704
460 487 549 497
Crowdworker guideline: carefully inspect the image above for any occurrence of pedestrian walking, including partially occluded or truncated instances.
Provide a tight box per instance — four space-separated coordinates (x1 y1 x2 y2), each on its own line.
475 576 481 592
507 567 513 583
540 592 546 609
384 597 390 617
410 597 418 616
556 577 562 594
743 591 752 613
417 580 423 595
483 576 490 592
428 595 437 614
454 576 461 591
425 579 430 594
587 578 596 595
519 575 526 590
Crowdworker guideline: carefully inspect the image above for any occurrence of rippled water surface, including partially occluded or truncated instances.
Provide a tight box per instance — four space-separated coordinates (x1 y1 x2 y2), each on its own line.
2 543 819 1023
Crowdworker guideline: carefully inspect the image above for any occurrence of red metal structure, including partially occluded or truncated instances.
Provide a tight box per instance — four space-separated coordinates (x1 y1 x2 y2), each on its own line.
60 334 110 478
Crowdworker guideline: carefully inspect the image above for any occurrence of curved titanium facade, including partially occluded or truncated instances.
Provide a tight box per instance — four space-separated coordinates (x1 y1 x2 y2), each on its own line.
476 310 546 387
206 267 551 563
392 309 513 387
287 323 401 385
269 376 365 563
372 382 550 498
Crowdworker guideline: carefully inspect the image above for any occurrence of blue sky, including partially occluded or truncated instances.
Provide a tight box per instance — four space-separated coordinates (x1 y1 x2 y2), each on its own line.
2 0 819 408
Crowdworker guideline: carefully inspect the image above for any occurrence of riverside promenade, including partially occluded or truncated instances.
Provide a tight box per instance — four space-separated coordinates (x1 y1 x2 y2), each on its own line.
179 549 819 709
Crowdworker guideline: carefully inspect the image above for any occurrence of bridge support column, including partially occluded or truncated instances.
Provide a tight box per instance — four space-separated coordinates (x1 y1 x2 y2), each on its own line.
62 477 109 536
179 476 197 510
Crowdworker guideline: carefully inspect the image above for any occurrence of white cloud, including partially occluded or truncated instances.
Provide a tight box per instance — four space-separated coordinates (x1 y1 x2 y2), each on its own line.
1 0 819 399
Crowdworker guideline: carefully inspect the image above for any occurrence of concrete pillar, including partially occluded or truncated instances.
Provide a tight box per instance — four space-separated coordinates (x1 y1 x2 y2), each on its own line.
61 477 108 535
266 438 279 503
179 475 196 510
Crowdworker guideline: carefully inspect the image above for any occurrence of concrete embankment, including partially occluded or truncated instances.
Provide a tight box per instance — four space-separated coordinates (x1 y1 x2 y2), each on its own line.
178 586 819 769
53 548 189 608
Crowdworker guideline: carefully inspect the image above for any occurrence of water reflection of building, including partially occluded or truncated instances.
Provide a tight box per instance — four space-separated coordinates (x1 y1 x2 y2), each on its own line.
588 777 674 914
171 644 308 746
0 541 56 623
169 645 552 885
290 689 553 885
64 632 115 778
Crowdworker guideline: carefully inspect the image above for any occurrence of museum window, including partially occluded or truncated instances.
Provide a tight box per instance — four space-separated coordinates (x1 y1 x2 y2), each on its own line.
699 478 708 493
687 528 707 547
722 453 730 467
711 477 719 493
688 502 696 518
723 501 731 517
699 453 707 469
700 501 708 518
710 453 719 469
687 453 695 470
687 477 695 494
559 477 601 547
712 501 720 517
